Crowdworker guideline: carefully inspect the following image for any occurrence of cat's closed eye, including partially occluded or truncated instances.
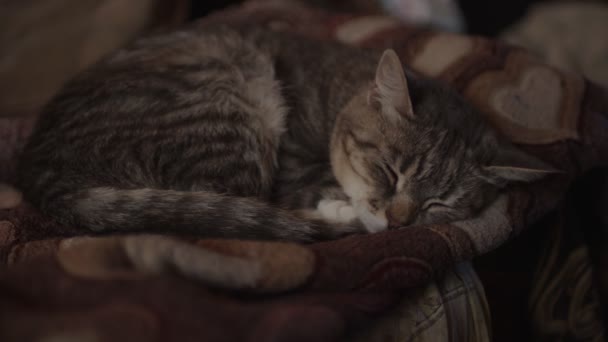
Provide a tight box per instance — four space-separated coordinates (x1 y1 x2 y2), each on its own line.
381 162 398 187
372 161 400 198
421 200 451 211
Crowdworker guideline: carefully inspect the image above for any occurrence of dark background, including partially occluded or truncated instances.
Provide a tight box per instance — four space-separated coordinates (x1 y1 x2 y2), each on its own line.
189 0 552 36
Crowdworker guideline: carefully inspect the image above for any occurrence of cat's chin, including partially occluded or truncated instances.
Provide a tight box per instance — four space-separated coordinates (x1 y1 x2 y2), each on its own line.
354 203 388 233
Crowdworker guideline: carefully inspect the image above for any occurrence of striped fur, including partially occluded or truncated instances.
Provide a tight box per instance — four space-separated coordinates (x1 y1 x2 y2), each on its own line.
18 26 552 242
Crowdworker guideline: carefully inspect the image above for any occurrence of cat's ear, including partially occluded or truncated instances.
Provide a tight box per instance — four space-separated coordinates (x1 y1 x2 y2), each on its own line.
369 49 414 119
482 145 558 185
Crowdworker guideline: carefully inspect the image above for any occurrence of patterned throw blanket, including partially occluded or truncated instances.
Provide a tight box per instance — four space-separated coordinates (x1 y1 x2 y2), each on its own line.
1 1 607 341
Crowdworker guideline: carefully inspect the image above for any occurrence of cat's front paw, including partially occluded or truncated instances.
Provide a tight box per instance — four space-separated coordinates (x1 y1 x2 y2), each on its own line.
316 199 358 223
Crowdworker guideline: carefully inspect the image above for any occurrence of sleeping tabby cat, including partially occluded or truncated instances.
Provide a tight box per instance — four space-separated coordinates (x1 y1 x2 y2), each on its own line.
18 26 553 242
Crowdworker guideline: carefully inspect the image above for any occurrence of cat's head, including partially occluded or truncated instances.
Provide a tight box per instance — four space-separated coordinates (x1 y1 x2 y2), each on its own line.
330 49 554 232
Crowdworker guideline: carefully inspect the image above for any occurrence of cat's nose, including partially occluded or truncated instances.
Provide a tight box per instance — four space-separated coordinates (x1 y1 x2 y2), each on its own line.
385 198 417 229
385 210 401 229
385 209 415 229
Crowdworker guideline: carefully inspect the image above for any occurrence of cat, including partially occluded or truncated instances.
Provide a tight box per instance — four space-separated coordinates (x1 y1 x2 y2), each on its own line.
17 25 553 242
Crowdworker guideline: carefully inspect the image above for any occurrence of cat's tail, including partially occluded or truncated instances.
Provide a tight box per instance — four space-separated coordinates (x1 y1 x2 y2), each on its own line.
46 187 360 242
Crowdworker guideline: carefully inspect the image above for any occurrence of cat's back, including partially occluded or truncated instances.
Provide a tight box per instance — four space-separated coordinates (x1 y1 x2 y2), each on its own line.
29 26 279 132
19 26 287 199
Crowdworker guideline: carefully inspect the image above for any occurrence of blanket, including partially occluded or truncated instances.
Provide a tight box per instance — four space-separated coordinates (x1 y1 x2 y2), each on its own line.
1 1 607 341
502 2 608 89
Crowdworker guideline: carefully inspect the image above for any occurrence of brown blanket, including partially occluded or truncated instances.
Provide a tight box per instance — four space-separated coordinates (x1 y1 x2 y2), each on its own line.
1 1 607 341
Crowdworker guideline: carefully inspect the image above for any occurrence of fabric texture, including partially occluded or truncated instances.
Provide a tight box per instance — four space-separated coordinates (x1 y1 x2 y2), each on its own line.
1 1 607 341
502 2 608 89
0 0 188 119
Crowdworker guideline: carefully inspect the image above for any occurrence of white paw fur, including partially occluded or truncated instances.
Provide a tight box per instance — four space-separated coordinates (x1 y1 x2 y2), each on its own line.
316 199 358 223
353 201 388 233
